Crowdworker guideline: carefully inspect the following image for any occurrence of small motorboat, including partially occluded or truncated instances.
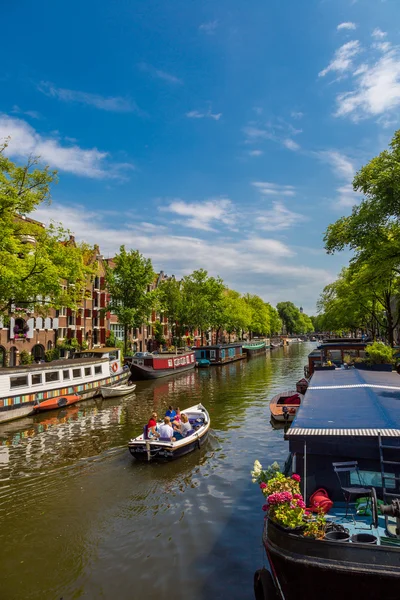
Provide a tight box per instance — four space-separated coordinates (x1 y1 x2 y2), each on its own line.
128 403 210 461
100 383 136 398
33 394 81 412
269 390 303 422
196 358 210 368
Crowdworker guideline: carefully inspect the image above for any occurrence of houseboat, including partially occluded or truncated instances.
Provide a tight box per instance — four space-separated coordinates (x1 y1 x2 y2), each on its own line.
305 339 368 378
242 339 269 357
193 343 245 365
0 348 128 424
126 350 195 380
259 368 400 600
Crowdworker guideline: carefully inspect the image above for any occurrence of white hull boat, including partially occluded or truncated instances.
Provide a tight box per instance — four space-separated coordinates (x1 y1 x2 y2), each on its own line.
101 384 136 398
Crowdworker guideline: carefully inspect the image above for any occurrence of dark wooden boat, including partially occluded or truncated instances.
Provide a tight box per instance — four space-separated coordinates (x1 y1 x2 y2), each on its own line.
126 351 195 379
128 403 210 461
269 390 303 422
33 394 81 412
193 343 245 365
257 368 400 600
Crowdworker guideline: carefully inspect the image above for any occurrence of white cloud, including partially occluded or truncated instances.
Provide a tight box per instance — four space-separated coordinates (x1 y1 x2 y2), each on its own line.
138 63 183 85
0 114 133 179
283 138 300 151
38 82 140 112
199 20 218 34
160 198 235 231
252 181 296 197
32 201 333 311
291 111 304 119
11 105 41 119
335 47 400 119
317 150 361 209
186 110 222 121
248 149 263 157
256 201 307 231
319 40 361 77
372 28 387 39
337 22 357 31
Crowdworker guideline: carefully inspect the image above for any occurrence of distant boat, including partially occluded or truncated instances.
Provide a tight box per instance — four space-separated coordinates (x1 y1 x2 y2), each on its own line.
100 383 136 398
128 403 210 461
193 343 245 365
126 351 195 379
242 340 267 357
196 358 211 368
269 390 303 422
33 394 81 412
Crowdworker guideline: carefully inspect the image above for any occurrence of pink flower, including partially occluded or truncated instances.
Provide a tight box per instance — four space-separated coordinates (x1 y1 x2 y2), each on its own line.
297 500 306 509
260 482 267 489
268 491 293 505
262 504 269 511
293 493 303 500
291 474 301 482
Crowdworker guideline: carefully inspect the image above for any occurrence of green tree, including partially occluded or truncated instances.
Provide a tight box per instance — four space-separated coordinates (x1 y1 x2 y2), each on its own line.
244 294 270 337
158 277 184 344
266 303 282 336
181 269 225 343
105 246 157 353
276 301 302 334
0 143 93 315
222 289 252 341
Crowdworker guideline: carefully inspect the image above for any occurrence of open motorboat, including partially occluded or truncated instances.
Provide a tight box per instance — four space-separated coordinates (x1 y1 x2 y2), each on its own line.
269 390 303 422
33 394 81 412
100 383 136 398
128 403 210 461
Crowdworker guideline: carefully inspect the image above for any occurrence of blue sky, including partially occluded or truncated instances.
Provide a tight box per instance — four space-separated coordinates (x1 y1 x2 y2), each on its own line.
2 0 400 314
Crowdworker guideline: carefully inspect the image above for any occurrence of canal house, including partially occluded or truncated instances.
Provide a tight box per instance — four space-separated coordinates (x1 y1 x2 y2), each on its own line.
193 343 245 365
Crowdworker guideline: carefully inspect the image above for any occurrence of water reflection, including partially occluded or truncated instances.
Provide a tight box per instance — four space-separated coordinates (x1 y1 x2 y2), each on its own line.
0 343 315 600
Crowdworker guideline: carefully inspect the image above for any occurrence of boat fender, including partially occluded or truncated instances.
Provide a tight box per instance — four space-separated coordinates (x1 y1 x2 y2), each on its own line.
112 362 118 373
253 568 279 600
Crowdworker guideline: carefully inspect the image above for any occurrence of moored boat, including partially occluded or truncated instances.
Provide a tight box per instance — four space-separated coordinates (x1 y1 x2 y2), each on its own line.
0 347 129 423
128 403 210 461
193 343 245 365
258 368 400 600
100 383 136 398
126 350 195 380
33 394 80 412
269 390 303 422
196 358 210 368
242 340 267 357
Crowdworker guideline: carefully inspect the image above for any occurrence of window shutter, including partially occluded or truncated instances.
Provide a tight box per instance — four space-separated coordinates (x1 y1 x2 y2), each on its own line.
100 329 106 344
27 318 35 339
44 317 52 329
53 317 59 330
10 317 15 339
36 317 43 329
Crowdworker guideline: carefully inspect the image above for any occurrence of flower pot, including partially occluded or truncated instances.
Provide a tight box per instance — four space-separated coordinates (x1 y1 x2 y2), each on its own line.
351 533 377 545
354 363 392 372
314 365 336 371
324 530 350 542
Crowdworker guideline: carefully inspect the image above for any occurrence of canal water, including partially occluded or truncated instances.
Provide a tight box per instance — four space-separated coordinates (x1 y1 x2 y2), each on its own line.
0 343 314 600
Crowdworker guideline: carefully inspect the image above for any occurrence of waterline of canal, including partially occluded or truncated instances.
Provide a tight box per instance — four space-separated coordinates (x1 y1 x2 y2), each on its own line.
0 343 314 600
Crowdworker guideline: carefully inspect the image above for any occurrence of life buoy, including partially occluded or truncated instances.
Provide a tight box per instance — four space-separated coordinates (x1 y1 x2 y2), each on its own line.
111 362 118 373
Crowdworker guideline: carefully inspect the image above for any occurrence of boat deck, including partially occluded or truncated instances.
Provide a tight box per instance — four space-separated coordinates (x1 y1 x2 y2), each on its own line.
326 502 399 546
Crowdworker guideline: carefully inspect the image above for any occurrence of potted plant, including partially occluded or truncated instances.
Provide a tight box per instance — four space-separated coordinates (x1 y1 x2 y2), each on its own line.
354 341 394 372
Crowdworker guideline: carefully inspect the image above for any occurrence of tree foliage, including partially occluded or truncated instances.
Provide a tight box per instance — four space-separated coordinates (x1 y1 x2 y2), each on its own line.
0 142 93 315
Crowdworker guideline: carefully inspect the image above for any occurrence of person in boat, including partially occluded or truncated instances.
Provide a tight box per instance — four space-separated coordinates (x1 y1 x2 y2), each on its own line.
173 414 191 440
172 407 181 423
147 412 159 438
165 406 176 420
158 416 175 441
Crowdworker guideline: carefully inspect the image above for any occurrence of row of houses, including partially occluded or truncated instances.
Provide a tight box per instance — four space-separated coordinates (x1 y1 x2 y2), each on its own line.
0 240 174 368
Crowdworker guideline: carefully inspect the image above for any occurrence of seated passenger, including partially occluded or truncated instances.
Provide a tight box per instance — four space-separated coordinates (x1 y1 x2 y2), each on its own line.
173 414 191 440
172 407 181 424
165 405 176 420
147 412 159 438
158 417 175 441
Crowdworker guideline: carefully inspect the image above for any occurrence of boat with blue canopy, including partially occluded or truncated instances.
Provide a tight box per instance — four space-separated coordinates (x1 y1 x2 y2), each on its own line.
259 368 400 600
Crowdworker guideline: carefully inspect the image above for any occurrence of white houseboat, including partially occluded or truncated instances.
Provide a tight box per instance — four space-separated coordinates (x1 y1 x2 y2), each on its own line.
0 348 129 424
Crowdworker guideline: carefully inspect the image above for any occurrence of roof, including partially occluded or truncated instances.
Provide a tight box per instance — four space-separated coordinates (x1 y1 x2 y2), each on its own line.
316 342 368 349
194 343 243 349
0 356 107 374
286 368 400 439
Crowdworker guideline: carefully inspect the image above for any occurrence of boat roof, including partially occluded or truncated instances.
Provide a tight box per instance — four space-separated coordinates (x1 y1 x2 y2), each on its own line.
286 368 400 439
194 343 243 349
0 356 107 374
317 341 368 349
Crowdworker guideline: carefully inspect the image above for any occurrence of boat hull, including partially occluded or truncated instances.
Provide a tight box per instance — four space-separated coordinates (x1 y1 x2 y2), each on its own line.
129 429 209 461
100 384 136 398
265 520 400 600
33 395 80 412
129 361 195 380
269 391 303 422
243 343 267 357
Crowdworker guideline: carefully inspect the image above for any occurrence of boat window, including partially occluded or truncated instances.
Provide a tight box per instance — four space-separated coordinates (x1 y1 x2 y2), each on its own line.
94 366 102 374
63 370 70 380
210 350 216 359
108 351 117 361
84 367 91 376
31 373 42 385
168 360 172 367
45 371 59 383
351 470 395 489
10 375 28 388
73 368 81 379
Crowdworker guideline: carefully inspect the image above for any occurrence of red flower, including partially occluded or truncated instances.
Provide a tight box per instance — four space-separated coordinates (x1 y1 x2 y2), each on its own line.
262 504 269 511
260 482 267 489
291 474 301 482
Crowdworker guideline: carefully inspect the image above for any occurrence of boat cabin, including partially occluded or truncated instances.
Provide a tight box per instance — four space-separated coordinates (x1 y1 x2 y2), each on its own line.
193 343 244 365
306 340 368 377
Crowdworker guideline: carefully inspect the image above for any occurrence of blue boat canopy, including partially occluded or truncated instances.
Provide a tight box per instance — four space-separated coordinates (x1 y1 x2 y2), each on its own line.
286 369 400 439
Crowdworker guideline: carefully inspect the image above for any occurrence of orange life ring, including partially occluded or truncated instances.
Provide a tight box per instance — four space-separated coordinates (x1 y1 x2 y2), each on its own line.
112 362 118 373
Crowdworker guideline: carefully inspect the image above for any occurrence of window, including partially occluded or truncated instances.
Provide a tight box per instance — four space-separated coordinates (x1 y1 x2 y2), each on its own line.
84 367 91 377
210 350 216 359
63 370 70 380
32 374 42 385
168 360 173 367
94 366 102 375
73 368 81 379
110 323 124 341
45 371 59 383
10 375 28 388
